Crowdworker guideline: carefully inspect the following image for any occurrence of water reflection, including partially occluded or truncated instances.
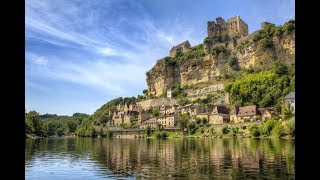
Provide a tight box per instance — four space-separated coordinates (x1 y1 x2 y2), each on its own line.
25 138 295 179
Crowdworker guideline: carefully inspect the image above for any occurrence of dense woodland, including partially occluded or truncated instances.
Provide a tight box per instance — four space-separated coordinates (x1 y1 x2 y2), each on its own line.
25 111 89 137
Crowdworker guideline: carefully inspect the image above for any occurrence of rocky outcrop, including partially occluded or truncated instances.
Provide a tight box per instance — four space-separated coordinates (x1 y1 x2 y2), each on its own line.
146 27 295 97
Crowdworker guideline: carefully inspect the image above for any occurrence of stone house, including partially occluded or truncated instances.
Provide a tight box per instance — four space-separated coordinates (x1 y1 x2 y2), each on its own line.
236 105 261 122
259 107 278 121
158 114 178 128
180 104 193 115
138 109 151 125
207 16 248 42
230 104 239 123
123 110 139 125
169 40 191 58
209 105 230 124
140 118 158 129
284 92 295 113
189 103 206 117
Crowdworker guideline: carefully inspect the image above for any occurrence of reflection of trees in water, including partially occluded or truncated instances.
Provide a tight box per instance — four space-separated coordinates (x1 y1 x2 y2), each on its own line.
25 138 295 179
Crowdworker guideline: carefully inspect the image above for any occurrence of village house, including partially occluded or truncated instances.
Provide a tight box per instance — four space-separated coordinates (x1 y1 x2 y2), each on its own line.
189 103 206 117
138 109 151 125
158 114 178 128
238 105 262 122
284 92 295 113
140 118 158 129
258 107 278 121
169 40 191 58
209 105 230 124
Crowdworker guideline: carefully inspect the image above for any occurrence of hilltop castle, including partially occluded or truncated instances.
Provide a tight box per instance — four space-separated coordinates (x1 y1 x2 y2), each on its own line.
207 16 248 42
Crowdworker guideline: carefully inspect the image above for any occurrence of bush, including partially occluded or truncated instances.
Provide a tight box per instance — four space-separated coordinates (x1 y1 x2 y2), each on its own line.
187 121 198 134
145 125 151 137
232 127 239 136
222 125 231 134
151 108 160 117
284 118 295 136
261 119 278 136
248 124 260 137
227 56 238 67
258 37 273 49
155 131 168 139
210 45 226 55
271 122 285 137
195 118 202 125
202 117 208 125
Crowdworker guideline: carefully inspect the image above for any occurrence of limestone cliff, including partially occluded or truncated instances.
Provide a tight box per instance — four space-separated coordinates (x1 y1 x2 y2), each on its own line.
146 21 295 97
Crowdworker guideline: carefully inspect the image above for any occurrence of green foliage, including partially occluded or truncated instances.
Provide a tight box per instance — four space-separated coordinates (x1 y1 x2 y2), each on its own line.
187 121 199 134
248 124 261 137
284 118 295 136
155 131 168 139
25 110 47 137
143 89 148 94
283 20 295 35
261 119 278 136
177 113 189 131
271 122 285 137
202 117 208 125
258 37 273 49
145 125 152 136
195 117 202 125
151 108 160 117
210 45 226 55
178 98 190 106
232 127 239 137
25 118 34 135
222 125 231 134
227 56 238 68
172 84 187 98
224 63 294 112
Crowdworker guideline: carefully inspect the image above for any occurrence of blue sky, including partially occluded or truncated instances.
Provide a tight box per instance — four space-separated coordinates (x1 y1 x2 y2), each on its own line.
26 0 295 115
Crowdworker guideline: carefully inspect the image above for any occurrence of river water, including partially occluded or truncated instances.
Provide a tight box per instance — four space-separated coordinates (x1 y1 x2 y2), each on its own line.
25 137 295 179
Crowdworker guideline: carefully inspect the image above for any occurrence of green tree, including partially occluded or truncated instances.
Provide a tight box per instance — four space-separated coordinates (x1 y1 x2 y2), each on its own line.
151 108 160 117
145 125 152 136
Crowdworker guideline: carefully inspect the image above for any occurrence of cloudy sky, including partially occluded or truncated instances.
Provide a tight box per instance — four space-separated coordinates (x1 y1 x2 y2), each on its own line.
26 0 295 115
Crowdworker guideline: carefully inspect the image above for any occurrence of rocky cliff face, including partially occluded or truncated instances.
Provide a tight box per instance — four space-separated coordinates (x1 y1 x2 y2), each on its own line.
146 25 295 97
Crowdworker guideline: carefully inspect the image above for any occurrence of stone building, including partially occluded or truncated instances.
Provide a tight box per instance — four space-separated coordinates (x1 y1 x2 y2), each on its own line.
284 92 295 113
169 40 191 58
233 105 262 123
138 109 151 125
158 114 177 128
207 16 248 42
140 118 158 129
259 107 278 121
209 105 230 124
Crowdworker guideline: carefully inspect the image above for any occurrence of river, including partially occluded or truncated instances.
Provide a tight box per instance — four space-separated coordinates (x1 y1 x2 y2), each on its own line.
25 137 295 179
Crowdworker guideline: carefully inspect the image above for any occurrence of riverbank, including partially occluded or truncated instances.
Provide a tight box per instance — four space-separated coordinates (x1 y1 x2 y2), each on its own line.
25 133 77 139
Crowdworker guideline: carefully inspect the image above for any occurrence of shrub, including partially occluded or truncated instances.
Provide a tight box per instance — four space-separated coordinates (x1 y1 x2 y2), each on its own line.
227 56 238 67
261 119 278 136
284 118 295 136
271 122 285 137
202 117 208 125
222 125 231 134
145 125 151 137
232 127 239 135
258 37 273 49
248 124 260 137
155 131 168 139
195 118 202 125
